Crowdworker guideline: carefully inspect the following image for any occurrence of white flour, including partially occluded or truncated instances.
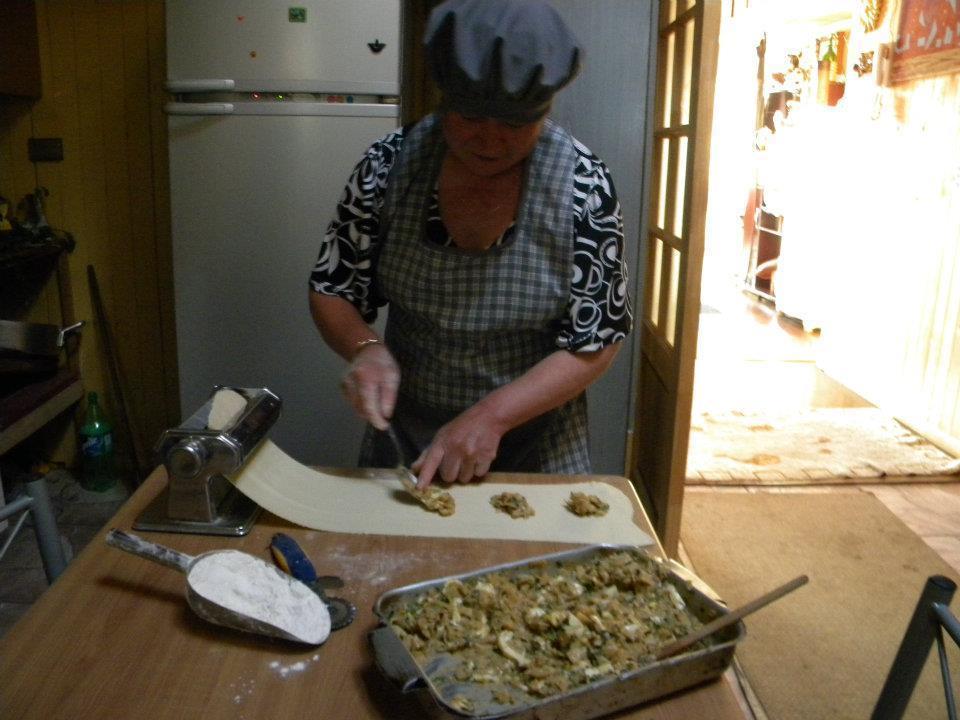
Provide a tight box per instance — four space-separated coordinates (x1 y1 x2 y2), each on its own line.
188 550 331 645
268 657 312 679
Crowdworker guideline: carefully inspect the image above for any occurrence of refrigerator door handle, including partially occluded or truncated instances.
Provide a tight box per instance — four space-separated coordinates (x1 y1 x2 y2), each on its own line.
165 102 235 116
166 79 236 93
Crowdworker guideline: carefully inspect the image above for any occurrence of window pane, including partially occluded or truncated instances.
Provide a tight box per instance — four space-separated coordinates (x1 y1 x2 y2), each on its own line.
662 31 675 127
665 246 681 346
661 0 677 26
657 138 670 230
672 136 688 237
680 18 695 124
647 238 663 326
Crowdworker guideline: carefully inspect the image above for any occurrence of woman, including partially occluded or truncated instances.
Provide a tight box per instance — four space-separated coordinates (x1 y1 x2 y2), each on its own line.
309 0 632 488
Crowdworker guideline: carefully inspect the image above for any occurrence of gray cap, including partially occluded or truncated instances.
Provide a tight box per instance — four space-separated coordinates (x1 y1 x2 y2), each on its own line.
424 0 581 124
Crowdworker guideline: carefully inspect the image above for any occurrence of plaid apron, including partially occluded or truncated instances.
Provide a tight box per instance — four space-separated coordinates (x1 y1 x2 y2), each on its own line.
360 115 590 474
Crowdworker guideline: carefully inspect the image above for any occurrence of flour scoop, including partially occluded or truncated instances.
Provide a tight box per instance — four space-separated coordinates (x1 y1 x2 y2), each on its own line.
106 529 331 645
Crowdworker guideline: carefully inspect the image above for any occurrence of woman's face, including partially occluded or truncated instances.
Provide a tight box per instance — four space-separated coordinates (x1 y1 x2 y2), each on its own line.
441 112 544 177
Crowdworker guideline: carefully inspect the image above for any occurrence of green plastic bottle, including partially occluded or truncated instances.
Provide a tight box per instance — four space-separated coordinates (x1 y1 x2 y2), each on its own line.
80 391 117 491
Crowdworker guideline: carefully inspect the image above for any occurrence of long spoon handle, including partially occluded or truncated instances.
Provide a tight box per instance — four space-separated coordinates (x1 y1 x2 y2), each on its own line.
106 528 194 573
655 574 809 660
383 424 420 493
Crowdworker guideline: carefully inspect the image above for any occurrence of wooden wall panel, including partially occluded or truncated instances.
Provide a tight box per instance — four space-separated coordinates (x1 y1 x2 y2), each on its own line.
0 1 176 479
815 12 960 454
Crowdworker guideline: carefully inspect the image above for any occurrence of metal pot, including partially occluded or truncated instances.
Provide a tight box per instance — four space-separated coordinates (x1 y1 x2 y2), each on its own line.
0 319 84 373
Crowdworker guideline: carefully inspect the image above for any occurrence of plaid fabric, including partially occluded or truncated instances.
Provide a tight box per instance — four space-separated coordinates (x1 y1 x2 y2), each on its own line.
371 115 591 473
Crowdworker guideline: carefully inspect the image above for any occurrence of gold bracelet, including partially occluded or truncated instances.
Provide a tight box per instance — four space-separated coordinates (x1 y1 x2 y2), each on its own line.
354 337 383 357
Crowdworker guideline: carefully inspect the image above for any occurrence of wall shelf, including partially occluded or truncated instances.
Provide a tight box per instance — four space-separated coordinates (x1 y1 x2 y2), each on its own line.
0 237 81 456
0 368 82 455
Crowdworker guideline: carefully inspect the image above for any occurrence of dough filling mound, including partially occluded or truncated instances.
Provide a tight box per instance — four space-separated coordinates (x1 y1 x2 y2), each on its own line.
410 485 456 516
565 492 610 517
490 492 535 519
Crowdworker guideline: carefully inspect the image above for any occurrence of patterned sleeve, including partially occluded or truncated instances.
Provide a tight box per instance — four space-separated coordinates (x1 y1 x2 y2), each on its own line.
308 128 405 322
557 141 634 352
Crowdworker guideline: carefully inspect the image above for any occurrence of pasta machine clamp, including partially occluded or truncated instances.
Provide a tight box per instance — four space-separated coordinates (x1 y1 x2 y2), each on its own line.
133 386 281 536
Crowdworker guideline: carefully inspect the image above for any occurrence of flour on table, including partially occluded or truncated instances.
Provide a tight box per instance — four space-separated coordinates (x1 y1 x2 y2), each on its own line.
229 675 256 705
268 658 311 679
188 550 331 645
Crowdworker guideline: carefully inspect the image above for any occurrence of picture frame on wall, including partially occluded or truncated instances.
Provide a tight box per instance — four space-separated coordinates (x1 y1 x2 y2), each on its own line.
890 0 960 83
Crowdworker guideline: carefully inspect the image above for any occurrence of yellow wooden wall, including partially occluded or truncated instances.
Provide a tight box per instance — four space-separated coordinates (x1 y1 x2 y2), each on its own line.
815 3 960 453
0 0 178 477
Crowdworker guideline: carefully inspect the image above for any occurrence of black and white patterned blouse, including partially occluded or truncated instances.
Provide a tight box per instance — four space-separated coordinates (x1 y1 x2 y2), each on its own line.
309 126 632 352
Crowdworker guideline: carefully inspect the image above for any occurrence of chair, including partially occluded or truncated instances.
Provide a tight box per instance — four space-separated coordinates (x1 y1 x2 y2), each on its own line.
0 469 68 583
872 575 960 719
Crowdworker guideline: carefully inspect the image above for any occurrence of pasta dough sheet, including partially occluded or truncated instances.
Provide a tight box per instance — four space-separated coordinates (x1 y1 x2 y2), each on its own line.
229 440 652 547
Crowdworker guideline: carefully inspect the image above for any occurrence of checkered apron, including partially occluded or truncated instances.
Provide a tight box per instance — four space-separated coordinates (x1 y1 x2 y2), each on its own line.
360 115 590 474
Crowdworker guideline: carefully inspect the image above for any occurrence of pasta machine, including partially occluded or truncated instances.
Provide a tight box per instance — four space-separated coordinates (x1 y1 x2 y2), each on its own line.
134 386 281 536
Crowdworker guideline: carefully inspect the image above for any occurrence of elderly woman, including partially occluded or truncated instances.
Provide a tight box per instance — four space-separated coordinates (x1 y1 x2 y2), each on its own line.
309 0 632 488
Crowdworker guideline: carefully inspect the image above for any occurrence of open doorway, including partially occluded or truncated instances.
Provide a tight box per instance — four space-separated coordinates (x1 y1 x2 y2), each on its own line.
696 2 870 419
686 0 960 574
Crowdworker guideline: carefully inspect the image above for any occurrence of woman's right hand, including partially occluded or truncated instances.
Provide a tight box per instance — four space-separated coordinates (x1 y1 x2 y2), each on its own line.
340 342 399 430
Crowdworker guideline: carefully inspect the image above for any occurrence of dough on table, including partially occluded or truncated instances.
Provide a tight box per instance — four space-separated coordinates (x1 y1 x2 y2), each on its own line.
565 492 610 517
229 440 653 546
490 492 535 519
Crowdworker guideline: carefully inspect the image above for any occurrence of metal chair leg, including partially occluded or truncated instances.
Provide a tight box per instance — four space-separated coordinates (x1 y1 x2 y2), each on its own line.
23 476 68 583
872 575 958 720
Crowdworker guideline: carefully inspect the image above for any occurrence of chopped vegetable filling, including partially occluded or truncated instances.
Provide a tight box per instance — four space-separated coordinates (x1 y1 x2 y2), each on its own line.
387 550 708 703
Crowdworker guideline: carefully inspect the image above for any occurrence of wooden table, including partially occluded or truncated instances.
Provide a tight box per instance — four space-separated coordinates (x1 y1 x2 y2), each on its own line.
0 467 750 719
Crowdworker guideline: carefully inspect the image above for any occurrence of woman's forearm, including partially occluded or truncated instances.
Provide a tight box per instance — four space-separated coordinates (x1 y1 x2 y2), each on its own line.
475 343 622 433
310 290 398 427
308 291 380 362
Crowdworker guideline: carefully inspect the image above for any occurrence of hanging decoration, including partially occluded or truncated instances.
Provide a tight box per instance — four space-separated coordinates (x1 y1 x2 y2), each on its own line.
860 0 884 33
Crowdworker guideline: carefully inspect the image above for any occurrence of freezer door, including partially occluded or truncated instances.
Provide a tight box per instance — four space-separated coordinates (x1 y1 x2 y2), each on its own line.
166 0 400 94
168 110 398 465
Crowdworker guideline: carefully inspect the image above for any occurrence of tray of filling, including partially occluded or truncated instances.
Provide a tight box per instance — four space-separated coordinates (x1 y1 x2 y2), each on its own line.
369 544 744 719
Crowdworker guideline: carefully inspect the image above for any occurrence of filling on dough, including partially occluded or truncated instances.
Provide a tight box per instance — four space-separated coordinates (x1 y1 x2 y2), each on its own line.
409 485 456 517
490 492 535 519
565 492 610 517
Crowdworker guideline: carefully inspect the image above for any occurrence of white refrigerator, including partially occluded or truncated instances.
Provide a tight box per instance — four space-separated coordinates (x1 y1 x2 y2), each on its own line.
165 1 400 465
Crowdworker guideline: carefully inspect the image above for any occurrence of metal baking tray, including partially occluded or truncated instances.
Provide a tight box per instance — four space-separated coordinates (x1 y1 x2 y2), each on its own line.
369 544 744 719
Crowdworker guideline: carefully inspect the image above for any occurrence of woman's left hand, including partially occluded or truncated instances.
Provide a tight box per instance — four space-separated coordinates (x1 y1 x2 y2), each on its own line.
411 408 505 489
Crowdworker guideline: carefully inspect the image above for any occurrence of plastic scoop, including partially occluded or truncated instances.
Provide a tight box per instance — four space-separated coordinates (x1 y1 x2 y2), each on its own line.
106 529 331 645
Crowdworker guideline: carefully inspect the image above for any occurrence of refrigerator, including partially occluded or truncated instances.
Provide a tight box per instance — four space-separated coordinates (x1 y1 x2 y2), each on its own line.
165 1 401 465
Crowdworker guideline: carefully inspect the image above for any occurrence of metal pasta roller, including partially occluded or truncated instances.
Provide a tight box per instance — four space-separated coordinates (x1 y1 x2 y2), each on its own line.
133 386 281 536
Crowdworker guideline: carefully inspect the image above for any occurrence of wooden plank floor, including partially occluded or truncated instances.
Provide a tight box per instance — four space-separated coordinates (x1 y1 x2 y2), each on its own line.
689 293 960 577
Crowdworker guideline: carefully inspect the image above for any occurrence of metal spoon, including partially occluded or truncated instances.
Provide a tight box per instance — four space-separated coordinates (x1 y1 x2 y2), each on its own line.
105 529 330 645
384 424 420 493
655 574 808 660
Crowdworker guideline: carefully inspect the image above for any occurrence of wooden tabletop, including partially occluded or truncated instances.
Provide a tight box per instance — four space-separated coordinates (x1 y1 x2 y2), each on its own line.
0 467 749 720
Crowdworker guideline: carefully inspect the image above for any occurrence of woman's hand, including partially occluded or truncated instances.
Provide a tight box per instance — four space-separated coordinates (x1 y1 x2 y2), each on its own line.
411 406 506 488
340 343 399 430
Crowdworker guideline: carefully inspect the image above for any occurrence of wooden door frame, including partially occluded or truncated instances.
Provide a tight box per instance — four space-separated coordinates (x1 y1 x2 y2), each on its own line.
630 0 721 557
